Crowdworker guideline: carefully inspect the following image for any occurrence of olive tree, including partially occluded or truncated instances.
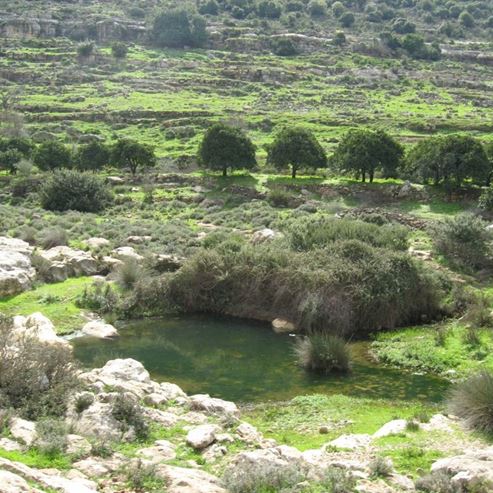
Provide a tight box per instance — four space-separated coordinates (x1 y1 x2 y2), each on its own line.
111 139 156 176
332 129 403 182
267 126 327 178
198 123 256 176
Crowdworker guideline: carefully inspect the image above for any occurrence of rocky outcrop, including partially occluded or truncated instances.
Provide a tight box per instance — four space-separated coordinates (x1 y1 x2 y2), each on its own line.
83 237 110 250
111 246 144 263
37 246 100 282
9 418 37 447
11 313 69 346
0 237 35 297
430 447 493 491
155 464 227 493
190 394 239 417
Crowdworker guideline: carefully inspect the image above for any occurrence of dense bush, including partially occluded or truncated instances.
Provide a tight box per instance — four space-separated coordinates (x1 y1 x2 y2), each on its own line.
431 214 492 270
294 334 351 374
447 370 493 433
151 9 208 48
162 218 444 336
286 216 408 251
0 315 78 419
33 141 72 172
40 170 112 212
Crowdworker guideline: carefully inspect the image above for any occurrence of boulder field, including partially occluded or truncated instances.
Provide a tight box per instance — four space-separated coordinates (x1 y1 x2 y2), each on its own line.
0 344 492 492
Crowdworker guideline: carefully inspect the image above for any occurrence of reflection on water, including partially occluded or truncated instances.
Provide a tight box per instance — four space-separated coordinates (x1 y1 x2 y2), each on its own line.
71 314 448 403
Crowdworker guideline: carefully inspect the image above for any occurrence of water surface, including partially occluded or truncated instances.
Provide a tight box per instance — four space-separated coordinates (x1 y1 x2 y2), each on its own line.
72 314 448 403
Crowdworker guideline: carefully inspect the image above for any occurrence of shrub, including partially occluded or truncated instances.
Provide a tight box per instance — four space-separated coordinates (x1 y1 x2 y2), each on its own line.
478 187 493 212
77 43 94 57
111 42 128 59
271 37 298 56
75 282 119 314
125 460 166 491
447 370 493 433
287 216 408 252
431 214 492 270
0 315 78 419
267 187 291 207
74 393 94 414
40 227 69 249
415 471 455 493
222 460 307 493
295 334 351 374
112 393 149 440
116 258 143 290
35 418 68 456
369 456 394 478
40 170 112 212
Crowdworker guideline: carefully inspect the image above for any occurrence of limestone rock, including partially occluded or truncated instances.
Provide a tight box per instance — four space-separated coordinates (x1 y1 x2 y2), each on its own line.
80 358 153 397
12 313 68 346
81 320 118 339
111 246 144 263
373 419 407 438
84 237 110 249
159 382 188 401
71 401 122 441
421 414 454 433
38 246 99 281
137 440 176 463
190 394 239 417
251 228 282 245
155 464 227 493
0 470 38 493
329 434 372 450
186 424 218 450
0 457 97 493
236 422 263 443
431 447 493 490
126 235 152 244
0 437 22 452
0 237 35 297
66 434 92 456
272 318 297 333
9 418 37 446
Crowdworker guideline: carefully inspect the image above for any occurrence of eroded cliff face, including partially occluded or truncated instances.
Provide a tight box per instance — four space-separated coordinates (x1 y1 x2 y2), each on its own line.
0 14 146 42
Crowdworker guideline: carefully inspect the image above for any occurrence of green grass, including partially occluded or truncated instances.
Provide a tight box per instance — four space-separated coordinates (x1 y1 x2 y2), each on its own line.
0 447 72 469
244 394 437 451
372 323 493 377
0 277 93 334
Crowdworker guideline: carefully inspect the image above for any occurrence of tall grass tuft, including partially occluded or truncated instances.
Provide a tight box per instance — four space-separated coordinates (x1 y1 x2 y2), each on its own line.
447 370 493 433
294 333 351 374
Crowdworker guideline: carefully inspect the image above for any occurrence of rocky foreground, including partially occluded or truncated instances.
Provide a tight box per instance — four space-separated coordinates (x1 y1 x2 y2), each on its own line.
1 314 493 493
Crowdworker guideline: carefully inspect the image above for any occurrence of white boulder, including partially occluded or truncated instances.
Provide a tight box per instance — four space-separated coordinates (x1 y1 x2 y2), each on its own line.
329 433 372 450
84 237 110 250
81 320 118 339
9 418 37 447
38 246 99 281
12 313 68 346
111 246 144 263
272 318 297 333
373 419 408 438
0 237 35 297
190 394 239 417
186 424 218 450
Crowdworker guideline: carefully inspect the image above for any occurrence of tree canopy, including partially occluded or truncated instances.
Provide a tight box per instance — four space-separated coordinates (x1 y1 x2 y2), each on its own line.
76 141 110 172
151 10 207 48
111 139 156 176
198 123 257 176
267 126 327 178
406 135 490 187
332 129 403 182
33 141 72 172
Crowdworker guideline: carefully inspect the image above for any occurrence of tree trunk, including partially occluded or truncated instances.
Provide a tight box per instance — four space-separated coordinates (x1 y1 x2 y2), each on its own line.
369 170 374 183
222 168 227 177
361 170 366 182
292 166 296 179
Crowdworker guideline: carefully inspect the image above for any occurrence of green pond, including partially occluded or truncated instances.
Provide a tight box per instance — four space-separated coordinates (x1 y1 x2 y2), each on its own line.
72 315 448 403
